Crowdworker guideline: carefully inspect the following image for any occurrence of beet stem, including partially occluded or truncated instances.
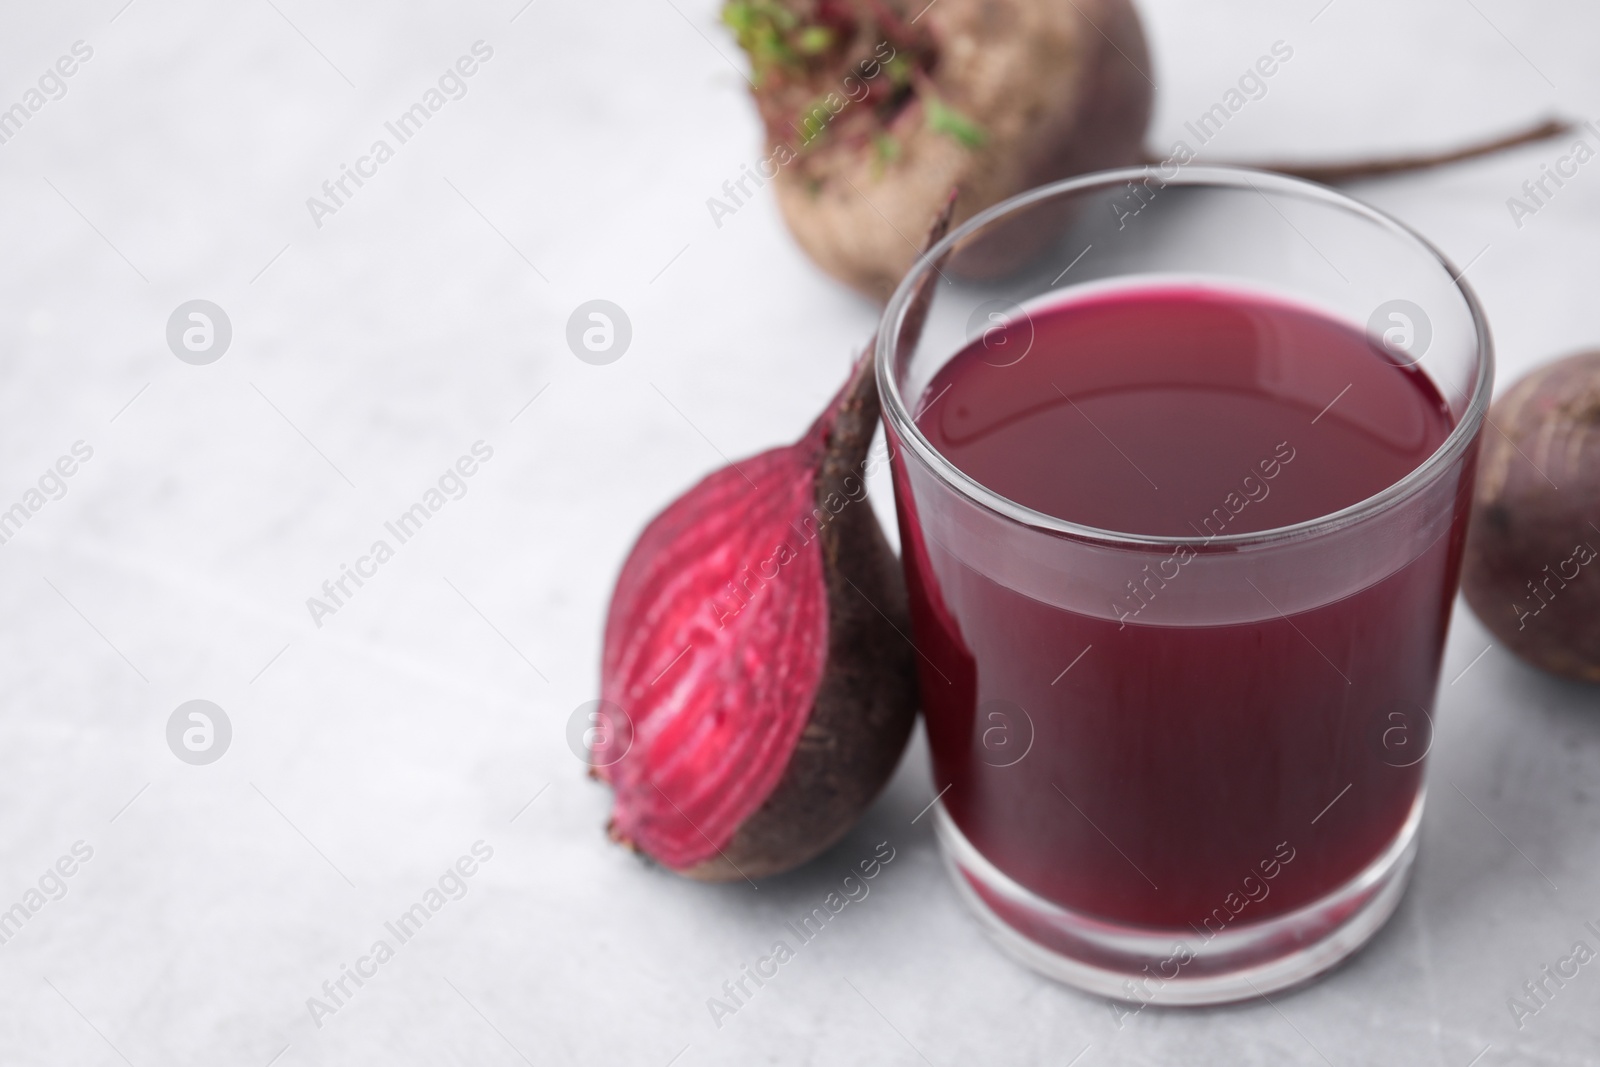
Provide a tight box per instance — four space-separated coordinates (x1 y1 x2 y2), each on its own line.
1166 116 1577 185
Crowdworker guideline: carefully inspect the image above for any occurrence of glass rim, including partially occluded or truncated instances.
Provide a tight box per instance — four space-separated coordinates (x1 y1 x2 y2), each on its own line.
876 165 1495 550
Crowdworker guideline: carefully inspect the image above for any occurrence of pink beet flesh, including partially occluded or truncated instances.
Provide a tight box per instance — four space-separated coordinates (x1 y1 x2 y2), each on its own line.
600 426 833 871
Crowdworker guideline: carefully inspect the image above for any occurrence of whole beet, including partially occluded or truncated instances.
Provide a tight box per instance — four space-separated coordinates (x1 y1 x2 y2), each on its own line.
725 0 1152 301
1462 351 1600 682
723 0 1571 302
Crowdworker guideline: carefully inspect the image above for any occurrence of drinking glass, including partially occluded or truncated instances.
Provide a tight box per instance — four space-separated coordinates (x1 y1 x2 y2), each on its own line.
876 167 1491 1003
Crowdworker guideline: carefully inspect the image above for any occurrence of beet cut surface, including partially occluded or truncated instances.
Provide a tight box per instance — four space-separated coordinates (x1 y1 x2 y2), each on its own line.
599 354 919 880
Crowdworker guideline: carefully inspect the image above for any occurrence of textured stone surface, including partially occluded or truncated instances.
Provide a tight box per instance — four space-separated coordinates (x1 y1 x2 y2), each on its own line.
0 0 1597 1063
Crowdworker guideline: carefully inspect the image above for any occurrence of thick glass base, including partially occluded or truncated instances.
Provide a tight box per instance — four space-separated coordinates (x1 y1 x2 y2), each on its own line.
933 792 1423 1005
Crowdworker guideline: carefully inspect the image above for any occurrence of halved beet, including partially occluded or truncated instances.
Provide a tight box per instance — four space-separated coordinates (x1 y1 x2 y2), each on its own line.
598 353 918 879
596 202 955 880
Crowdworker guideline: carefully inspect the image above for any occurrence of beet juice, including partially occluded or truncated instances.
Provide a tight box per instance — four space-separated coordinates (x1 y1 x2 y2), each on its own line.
900 285 1468 932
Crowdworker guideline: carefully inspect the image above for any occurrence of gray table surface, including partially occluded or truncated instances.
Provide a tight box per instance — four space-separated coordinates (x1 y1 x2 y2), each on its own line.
1 0 1598 1064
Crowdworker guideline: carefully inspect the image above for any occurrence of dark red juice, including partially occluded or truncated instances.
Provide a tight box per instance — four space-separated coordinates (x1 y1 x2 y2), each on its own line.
903 286 1467 930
